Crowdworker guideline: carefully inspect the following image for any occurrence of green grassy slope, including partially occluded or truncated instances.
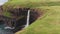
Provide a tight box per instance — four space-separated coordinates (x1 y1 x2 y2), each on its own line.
3 0 60 8
3 0 60 34
15 0 60 34
3 0 60 17
16 6 60 34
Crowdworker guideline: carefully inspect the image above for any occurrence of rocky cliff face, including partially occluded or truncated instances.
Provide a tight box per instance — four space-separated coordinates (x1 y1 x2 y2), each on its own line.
7 8 42 32
0 6 13 28
0 6 3 15
0 6 43 33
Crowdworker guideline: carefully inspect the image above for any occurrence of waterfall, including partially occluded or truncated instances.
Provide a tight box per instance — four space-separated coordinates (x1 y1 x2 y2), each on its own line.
25 10 30 28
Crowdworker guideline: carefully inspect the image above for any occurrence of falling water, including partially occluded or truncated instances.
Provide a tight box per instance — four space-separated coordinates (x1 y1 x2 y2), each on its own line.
25 10 30 28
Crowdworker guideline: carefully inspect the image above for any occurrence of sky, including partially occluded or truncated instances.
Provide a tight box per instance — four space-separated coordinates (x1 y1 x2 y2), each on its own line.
0 0 8 5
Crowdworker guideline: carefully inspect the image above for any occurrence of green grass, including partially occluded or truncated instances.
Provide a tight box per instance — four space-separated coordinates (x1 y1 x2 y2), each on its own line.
3 0 60 34
3 0 60 8
16 6 60 34
3 11 12 17
3 0 60 18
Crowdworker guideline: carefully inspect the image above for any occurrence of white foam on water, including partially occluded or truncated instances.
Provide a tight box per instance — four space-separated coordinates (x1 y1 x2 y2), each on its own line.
0 0 8 5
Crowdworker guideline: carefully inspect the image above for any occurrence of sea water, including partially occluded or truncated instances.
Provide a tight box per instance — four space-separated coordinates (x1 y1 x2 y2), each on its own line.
0 0 14 34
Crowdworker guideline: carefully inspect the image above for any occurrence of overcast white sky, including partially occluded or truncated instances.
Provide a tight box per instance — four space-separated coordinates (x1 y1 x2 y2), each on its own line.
0 0 8 5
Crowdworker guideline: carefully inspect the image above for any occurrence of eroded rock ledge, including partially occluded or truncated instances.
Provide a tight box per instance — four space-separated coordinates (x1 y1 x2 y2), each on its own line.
0 6 43 33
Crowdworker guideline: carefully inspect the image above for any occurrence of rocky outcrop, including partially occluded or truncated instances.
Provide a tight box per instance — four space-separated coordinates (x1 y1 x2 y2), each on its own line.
0 6 43 33
7 8 42 32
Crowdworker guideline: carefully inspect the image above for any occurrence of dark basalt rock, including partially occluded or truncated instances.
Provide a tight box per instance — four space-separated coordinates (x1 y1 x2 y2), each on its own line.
0 7 42 33
8 8 42 32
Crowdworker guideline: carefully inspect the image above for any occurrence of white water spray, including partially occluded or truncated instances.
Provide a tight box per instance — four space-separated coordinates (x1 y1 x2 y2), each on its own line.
25 10 30 28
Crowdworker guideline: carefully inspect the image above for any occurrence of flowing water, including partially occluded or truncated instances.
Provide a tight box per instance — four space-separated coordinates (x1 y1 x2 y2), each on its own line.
0 0 14 34
0 22 14 34
25 10 30 28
